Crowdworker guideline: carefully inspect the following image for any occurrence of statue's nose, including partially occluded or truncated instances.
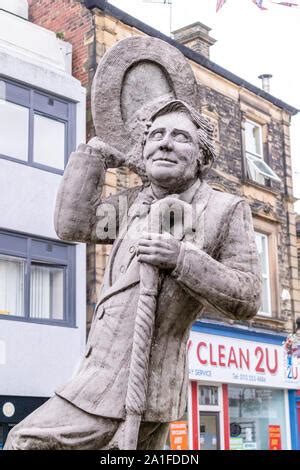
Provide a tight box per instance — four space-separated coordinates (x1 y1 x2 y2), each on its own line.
159 134 173 151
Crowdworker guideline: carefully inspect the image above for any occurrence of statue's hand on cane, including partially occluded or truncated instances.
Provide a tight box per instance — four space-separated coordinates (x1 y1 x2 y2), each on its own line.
137 233 181 270
137 196 190 270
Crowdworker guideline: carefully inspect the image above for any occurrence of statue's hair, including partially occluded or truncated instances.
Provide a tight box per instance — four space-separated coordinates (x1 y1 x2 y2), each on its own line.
127 100 216 182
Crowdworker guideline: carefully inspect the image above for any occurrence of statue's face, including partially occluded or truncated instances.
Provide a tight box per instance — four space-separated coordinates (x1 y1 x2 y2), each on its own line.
143 111 199 190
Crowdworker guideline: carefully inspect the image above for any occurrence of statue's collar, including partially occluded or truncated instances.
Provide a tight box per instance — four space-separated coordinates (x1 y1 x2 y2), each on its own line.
141 178 202 205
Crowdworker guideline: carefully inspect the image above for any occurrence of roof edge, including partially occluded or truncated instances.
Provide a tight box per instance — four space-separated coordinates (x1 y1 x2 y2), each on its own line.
84 0 298 116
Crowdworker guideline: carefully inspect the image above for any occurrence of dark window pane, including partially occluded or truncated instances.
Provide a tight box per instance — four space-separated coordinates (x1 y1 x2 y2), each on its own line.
33 92 69 119
31 239 69 262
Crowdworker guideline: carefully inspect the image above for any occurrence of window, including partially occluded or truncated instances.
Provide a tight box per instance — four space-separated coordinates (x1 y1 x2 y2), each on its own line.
33 114 65 170
198 386 219 406
244 119 280 185
228 386 288 450
30 264 64 320
0 100 29 161
0 78 75 174
0 254 25 317
0 231 75 326
255 232 272 317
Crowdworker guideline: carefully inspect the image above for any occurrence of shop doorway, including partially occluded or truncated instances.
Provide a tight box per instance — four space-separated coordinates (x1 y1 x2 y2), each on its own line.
199 411 220 450
197 384 222 450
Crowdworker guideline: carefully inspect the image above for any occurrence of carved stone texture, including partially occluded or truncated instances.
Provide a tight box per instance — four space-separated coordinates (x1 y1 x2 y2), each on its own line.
121 61 173 122
92 36 200 156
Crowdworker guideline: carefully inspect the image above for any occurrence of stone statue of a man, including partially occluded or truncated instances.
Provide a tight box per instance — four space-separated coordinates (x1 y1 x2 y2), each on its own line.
4 100 261 450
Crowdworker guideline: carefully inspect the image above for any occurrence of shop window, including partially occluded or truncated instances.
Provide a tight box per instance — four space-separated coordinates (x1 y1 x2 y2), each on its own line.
0 231 76 326
255 232 272 317
244 119 280 185
0 78 75 174
228 386 288 450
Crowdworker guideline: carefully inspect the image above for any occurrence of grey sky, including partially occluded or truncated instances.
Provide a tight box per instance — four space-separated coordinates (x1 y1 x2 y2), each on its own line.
109 0 300 210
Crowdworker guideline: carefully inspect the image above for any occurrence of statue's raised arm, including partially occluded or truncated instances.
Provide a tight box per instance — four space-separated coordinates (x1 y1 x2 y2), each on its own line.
54 138 127 244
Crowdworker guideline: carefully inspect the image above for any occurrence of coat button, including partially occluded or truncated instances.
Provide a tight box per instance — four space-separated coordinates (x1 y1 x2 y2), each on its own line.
120 265 125 273
129 246 136 253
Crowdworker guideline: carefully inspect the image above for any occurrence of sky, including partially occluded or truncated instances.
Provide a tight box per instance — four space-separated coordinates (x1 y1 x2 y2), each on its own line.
109 0 300 211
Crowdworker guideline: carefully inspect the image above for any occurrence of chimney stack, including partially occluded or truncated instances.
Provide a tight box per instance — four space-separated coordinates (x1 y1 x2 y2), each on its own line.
258 74 273 93
172 22 217 59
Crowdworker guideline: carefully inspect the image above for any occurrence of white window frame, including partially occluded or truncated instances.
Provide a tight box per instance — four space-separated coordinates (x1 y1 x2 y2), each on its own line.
0 77 76 175
244 119 281 184
245 119 264 159
0 230 76 327
255 231 272 317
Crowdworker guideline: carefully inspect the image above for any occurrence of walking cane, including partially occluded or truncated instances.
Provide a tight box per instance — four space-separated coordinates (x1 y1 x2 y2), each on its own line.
122 203 162 450
123 262 160 449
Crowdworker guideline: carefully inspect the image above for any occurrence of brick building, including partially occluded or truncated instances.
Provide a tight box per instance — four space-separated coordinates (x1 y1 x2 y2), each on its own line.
28 0 300 450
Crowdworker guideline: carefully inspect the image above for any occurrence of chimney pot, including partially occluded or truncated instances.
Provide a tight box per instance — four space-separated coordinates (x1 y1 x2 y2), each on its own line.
258 74 273 93
172 21 217 59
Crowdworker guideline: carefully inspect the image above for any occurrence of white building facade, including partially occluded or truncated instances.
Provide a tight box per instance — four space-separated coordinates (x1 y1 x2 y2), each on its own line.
0 0 86 447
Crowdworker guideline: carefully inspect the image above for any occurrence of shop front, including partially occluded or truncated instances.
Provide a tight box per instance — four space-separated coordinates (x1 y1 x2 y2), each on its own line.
181 321 300 451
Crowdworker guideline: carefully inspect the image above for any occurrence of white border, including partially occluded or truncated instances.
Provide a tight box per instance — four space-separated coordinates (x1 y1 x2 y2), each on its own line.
284 390 292 450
